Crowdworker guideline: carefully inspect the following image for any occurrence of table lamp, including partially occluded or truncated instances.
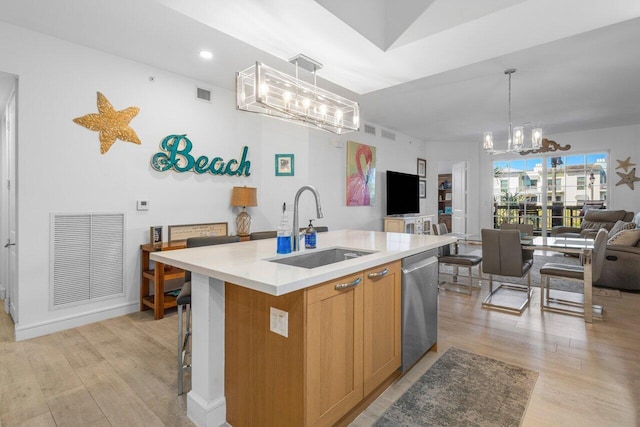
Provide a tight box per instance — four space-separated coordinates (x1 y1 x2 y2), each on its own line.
231 186 257 237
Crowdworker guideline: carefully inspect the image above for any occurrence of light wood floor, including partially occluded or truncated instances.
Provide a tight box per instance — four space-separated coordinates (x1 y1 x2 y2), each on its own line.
2 283 639 426
0 307 194 427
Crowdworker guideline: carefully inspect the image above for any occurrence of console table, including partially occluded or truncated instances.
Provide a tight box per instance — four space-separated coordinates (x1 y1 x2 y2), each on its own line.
140 240 187 319
384 214 434 235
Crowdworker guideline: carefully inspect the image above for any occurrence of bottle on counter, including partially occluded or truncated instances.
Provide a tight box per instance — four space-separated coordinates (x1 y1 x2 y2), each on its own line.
276 202 292 254
304 220 317 249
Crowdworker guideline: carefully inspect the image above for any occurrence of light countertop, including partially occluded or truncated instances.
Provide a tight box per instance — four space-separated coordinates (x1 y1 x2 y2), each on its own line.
150 229 455 296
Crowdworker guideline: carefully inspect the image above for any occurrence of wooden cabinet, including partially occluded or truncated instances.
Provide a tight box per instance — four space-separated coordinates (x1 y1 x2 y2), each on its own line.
363 262 401 396
140 241 187 320
384 215 433 235
225 260 402 427
306 272 364 426
438 173 452 231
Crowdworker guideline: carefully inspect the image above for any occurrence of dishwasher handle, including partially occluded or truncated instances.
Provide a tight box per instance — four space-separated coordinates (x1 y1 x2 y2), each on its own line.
402 256 438 275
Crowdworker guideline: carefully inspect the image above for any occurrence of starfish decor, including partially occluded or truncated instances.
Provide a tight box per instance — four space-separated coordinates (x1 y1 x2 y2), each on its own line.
615 156 636 172
73 92 141 154
616 167 640 190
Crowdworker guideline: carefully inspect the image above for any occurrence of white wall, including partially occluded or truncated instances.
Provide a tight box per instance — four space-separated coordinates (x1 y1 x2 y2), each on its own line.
0 22 428 339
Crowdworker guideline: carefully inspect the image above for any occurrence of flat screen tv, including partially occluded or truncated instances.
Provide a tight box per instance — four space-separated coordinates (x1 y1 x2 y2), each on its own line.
386 170 419 215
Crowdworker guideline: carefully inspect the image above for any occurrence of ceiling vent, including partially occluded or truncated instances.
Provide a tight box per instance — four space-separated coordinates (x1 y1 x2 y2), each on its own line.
381 129 396 141
364 124 376 135
196 87 212 102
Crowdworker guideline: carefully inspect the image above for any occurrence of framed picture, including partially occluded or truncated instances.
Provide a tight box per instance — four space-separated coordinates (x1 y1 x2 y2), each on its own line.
417 158 426 178
275 154 294 176
419 180 426 198
346 141 376 206
168 222 228 241
149 226 163 245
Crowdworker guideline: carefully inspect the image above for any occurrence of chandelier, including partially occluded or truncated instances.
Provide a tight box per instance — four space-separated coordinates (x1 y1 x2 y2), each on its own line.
483 69 542 155
236 54 360 135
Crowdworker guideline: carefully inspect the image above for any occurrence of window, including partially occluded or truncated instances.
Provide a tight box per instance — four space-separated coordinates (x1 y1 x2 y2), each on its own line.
492 158 542 228
493 152 608 232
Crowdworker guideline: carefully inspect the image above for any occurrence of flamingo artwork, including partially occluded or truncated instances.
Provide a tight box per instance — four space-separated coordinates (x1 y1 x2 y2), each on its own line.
346 141 376 206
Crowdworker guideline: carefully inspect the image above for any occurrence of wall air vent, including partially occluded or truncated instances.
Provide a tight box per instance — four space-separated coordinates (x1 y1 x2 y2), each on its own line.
381 129 396 141
196 87 212 102
364 124 376 135
50 213 125 309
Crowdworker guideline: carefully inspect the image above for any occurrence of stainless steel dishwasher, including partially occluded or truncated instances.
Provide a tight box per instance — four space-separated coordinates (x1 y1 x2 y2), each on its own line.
401 249 439 372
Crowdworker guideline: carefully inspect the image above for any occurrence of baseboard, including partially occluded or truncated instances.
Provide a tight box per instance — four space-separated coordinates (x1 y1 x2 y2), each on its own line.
14 301 139 341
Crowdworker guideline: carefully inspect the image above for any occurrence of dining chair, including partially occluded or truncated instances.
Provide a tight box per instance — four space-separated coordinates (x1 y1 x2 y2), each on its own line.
298 226 329 232
178 235 240 395
540 228 607 318
481 228 533 314
500 222 534 236
250 230 277 240
500 222 534 258
432 222 482 295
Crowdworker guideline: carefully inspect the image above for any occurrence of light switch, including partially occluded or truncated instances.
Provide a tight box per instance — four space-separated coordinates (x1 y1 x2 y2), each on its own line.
270 307 288 338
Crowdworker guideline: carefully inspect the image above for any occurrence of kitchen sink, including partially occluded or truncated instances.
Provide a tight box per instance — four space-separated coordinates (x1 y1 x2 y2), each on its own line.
266 247 377 269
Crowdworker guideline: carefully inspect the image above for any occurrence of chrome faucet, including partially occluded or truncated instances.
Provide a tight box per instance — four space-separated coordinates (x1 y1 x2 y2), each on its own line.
292 185 324 251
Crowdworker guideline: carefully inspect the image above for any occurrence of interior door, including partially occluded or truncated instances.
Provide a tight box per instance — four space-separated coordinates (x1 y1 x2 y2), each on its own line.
6 87 17 321
451 161 467 234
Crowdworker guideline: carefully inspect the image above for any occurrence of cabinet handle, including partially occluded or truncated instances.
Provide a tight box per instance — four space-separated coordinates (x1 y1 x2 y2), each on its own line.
367 268 388 279
335 277 361 290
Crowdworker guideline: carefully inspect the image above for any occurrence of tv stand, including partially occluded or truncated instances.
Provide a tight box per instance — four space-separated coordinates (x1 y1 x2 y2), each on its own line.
384 214 434 235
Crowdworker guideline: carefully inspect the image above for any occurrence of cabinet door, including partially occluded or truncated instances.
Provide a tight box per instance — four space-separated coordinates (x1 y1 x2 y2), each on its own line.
363 261 402 396
306 273 364 427
384 218 404 233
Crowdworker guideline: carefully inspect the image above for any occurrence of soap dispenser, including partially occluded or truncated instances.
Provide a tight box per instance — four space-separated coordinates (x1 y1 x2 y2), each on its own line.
277 202 292 254
304 220 317 249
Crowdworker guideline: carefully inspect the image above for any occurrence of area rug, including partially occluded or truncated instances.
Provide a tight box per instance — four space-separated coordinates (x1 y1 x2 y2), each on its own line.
373 347 538 427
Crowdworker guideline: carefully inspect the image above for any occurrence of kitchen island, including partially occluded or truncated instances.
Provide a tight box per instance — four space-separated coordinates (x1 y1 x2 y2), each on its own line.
151 229 455 427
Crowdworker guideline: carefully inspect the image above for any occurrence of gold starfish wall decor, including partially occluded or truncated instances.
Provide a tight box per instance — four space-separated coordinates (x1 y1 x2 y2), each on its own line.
73 92 141 154
615 156 636 172
616 167 640 190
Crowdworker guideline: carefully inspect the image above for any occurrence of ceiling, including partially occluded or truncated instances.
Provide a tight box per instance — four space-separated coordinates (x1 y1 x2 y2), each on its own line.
2 0 640 144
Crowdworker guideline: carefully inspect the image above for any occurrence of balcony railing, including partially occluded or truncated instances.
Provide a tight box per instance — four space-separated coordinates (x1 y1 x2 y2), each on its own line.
492 204 595 234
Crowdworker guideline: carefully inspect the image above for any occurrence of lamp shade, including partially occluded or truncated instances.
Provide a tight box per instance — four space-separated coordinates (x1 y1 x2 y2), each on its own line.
231 186 257 207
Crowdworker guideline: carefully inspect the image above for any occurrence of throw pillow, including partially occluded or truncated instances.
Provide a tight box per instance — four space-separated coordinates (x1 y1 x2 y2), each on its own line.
607 229 640 246
634 212 640 227
608 220 637 238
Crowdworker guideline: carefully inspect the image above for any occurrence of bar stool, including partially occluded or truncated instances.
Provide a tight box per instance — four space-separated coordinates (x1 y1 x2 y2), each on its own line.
177 282 191 395
177 235 240 395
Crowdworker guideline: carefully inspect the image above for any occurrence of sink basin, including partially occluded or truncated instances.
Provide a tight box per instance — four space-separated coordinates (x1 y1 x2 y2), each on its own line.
266 247 376 269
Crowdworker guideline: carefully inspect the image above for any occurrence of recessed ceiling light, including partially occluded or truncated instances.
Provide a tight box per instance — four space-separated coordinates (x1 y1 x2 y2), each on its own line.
199 50 213 60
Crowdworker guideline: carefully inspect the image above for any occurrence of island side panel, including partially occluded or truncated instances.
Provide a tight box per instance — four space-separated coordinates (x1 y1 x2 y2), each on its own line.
225 283 305 426
187 274 227 427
